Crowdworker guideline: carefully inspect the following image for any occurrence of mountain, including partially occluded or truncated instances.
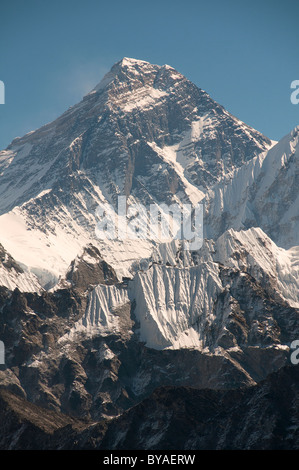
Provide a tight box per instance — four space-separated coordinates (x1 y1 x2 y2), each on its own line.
1 364 299 449
0 387 88 450
126 227 299 350
96 364 299 450
0 243 42 292
0 57 298 450
0 227 297 422
0 57 273 287
205 126 299 248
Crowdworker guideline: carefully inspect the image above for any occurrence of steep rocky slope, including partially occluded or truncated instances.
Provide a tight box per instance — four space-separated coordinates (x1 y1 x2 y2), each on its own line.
0 227 297 423
1 364 299 450
97 364 299 450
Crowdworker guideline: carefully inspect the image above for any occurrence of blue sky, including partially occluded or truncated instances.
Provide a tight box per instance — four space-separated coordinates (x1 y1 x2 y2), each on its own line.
0 0 298 149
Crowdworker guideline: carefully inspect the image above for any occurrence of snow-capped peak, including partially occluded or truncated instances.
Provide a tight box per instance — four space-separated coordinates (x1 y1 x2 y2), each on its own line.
89 57 181 95
89 57 155 94
0 57 273 287
119 57 151 68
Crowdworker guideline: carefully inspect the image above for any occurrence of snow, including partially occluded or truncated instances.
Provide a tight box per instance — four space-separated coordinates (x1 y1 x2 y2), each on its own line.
0 208 90 288
91 70 116 93
0 150 15 174
211 227 299 308
90 58 153 94
81 284 129 332
121 57 151 67
0 263 42 293
59 246 223 351
147 141 205 206
59 284 130 341
122 88 167 112
0 187 159 288
204 126 299 248
128 261 222 350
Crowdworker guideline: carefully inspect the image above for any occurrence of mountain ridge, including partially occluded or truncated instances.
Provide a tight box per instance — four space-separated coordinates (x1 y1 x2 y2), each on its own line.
0 57 298 449
0 57 273 286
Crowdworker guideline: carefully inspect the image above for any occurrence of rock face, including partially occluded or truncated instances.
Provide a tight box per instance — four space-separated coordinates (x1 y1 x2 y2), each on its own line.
97 364 299 450
0 57 298 450
0 388 88 450
62 244 119 292
1 364 299 450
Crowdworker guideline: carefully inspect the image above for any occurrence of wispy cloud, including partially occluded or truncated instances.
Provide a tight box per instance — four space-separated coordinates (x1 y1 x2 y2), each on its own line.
60 57 111 101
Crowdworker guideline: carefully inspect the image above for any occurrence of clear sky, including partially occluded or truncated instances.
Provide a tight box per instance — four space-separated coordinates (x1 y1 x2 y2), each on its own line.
0 0 298 150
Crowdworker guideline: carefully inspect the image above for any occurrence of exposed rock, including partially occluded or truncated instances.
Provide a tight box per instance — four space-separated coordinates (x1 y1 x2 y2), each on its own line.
1 364 299 450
